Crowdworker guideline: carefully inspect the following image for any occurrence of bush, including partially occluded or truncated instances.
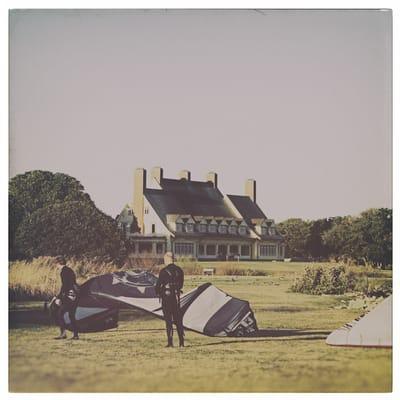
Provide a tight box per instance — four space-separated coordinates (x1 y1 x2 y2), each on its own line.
291 265 358 295
355 278 392 298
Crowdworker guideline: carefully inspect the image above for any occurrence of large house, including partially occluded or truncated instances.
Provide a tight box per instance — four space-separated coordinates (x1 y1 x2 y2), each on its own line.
117 167 285 261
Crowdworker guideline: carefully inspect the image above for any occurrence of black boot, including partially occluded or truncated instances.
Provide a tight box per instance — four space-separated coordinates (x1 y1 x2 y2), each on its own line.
54 330 67 340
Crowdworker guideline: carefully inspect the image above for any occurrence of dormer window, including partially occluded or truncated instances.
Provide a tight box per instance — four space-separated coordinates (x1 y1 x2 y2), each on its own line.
209 219 218 233
199 219 207 233
175 217 184 233
186 223 194 233
269 227 276 235
185 217 195 233
261 227 268 235
228 221 238 235
176 223 183 233
218 225 227 234
218 220 228 234
238 221 247 235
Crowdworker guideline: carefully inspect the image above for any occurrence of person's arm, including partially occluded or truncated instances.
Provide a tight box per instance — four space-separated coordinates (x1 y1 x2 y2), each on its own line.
57 269 65 298
178 268 184 291
155 270 164 296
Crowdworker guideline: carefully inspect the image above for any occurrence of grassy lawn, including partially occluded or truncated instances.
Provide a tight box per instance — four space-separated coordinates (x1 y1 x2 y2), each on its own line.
9 262 392 392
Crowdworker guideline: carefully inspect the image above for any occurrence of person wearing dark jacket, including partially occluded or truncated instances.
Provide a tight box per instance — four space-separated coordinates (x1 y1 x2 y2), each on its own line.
54 256 80 340
155 252 185 347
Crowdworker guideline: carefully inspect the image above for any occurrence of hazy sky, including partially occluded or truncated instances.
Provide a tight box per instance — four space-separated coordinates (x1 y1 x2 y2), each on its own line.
9 9 392 222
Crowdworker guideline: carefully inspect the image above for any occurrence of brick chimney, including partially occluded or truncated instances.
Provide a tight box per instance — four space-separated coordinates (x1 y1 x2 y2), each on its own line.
151 166 163 184
179 170 191 180
206 171 218 188
245 179 256 203
133 168 147 233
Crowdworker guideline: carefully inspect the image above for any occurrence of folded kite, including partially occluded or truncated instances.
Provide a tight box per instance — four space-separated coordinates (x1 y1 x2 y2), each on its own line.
58 270 258 337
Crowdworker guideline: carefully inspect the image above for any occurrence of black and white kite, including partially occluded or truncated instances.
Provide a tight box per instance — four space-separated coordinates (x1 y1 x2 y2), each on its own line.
54 271 258 337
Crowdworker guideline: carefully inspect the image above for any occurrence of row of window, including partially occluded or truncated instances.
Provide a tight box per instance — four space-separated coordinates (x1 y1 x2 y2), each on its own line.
176 222 248 235
196 244 250 256
129 241 283 258
174 243 281 257
259 245 277 257
130 242 164 254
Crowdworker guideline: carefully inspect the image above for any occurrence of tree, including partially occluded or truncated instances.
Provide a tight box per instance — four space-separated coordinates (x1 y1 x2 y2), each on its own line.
322 216 355 261
322 209 392 267
351 208 392 266
306 218 334 259
9 171 94 259
9 170 93 214
9 193 25 259
15 200 123 259
277 218 311 258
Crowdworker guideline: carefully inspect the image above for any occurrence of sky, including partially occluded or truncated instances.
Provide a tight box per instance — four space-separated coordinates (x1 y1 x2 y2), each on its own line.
9 9 392 222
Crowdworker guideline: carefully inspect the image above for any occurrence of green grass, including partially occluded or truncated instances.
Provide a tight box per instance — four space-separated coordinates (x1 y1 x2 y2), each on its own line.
9 262 392 392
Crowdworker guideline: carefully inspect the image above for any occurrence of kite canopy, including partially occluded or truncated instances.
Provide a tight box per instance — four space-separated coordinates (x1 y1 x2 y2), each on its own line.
326 295 392 348
60 270 258 337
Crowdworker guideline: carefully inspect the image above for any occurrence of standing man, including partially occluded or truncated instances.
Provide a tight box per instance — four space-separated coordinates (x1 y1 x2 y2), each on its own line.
155 252 185 347
54 256 80 340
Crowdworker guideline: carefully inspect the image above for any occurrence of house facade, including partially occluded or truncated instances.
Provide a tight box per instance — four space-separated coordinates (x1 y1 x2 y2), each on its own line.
117 167 285 261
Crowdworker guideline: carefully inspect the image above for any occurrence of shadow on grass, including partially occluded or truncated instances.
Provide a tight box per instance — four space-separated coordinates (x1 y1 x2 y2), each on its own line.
9 310 331 346
187 329 331 347
9 306 151 329
250 329 331 337
9 308 53 328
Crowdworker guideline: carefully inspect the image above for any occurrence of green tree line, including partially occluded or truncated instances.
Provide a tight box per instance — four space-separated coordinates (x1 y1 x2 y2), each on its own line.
9 170 138 262
277 208 392 267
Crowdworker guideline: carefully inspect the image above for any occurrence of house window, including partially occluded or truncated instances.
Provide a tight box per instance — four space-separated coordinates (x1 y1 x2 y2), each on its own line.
261 227 267 235
151 224 156 233
176 223 183 233
175 242 194 255
260 245 277 257
238 226 247 235
144 207 149 215
156 243 164 254
241 245 250 256
279 245 284 258
199 224 207 233
269 227 276 235
229 245 239 255
138 242 153 254
185 223 194 233
208 225 217 233
228 225 237 234
206 244 216 255
218 225 228 234
198 244 205 255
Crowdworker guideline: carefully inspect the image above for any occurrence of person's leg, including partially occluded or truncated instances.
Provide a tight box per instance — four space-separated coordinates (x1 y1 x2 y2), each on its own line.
173 307 185 347
162 302 174 347
55 302 68 339
69 302 79 339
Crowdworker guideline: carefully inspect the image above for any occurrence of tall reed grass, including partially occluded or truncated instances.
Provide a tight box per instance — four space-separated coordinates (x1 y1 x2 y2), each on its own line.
9 256 123 301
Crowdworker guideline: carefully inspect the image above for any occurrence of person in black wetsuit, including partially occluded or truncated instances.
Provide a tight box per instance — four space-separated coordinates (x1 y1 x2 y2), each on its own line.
155 252 185 347
54 256 80 340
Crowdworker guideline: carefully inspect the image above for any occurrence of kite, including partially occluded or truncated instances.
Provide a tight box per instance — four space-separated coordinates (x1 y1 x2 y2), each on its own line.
51 270 258 337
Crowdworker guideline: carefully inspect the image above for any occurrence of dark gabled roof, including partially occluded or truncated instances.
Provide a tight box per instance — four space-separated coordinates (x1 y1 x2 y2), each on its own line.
144 179 237 224
227 195 267 223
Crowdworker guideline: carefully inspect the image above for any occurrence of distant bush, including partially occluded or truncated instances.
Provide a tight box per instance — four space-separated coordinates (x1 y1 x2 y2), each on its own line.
354 278 392 298
291 265 357 295
219 264 268 276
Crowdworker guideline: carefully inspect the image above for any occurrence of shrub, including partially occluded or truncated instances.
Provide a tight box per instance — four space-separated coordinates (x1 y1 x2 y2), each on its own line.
292 265 359 295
